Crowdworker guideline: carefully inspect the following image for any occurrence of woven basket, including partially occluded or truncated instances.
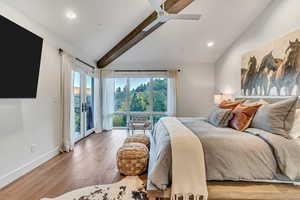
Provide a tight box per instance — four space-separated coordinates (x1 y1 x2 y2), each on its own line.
124 134 150 148
117 142 149 176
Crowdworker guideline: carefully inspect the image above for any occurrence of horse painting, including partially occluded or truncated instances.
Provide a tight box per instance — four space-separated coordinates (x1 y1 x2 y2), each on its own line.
275 39 300 95
256 51 278 96
241 37 300 96
242 56 257 95
268 58 283 95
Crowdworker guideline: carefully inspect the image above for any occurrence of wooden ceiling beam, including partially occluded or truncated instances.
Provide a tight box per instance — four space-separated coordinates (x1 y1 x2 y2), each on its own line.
97 0 194 68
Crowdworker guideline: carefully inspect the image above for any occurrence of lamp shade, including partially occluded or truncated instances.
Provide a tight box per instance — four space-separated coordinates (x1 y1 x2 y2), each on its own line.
214 94 233 104
214 94 223 105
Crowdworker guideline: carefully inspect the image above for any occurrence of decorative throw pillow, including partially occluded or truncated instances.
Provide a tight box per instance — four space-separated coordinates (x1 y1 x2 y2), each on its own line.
219 100 244 110
207 108 233 127
229 104 262 132
251 97 298 138
289 109 300 139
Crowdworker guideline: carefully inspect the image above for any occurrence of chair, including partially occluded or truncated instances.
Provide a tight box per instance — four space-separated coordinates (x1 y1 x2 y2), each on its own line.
128 116 151 135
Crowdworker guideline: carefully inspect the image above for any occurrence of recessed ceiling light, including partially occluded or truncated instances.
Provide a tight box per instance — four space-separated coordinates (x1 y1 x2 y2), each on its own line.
65 10 77 20
207 41 214 47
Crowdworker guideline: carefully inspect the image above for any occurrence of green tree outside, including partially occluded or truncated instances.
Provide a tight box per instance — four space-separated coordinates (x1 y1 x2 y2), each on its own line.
113 78 167 127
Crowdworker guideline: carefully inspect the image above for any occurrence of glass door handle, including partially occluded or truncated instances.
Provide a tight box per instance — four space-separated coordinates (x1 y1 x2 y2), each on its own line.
82 103 87 112
82 102 88 112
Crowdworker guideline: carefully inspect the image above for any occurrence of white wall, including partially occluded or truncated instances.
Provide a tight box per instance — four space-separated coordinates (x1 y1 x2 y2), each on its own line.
0 2 85 188
215 0 300 95
176 64 215 117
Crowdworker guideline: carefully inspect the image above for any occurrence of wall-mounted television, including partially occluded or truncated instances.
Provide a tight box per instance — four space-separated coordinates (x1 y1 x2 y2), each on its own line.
0 15 43 98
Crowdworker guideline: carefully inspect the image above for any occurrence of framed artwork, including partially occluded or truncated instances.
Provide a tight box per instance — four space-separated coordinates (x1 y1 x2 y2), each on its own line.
241 29 300 96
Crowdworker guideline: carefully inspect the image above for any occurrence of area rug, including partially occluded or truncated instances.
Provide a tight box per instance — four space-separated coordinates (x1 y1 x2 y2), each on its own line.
41 176 147 200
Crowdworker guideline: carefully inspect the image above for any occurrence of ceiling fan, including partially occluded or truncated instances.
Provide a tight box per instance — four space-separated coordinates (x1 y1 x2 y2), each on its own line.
143 0 201 32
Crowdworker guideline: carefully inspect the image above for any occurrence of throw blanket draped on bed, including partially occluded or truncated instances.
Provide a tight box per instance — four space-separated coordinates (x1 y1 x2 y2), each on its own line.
161 117 208 200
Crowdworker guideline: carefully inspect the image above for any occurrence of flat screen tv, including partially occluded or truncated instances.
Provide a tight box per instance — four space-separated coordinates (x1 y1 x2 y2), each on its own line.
0 15 43 98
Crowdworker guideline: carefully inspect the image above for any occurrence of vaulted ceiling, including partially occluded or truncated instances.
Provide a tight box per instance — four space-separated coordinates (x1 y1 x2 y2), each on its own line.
2 0 272 68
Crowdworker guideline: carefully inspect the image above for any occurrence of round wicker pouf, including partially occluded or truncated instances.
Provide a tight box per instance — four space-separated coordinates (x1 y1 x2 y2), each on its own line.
117 142 149 176
124 134 150 148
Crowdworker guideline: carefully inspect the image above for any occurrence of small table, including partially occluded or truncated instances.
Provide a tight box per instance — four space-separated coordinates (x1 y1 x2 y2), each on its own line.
128 116 151 135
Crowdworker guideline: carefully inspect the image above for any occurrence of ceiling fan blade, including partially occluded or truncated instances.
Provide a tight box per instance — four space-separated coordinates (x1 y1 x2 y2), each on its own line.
143 18 162 32
148 0 164 13
169 14 201 20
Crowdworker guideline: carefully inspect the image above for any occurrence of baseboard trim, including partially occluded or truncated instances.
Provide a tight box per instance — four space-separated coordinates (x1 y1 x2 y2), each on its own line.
0 147 60 189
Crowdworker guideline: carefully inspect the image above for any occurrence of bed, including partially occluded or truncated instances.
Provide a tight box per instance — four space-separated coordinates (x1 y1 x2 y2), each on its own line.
146 98 300 199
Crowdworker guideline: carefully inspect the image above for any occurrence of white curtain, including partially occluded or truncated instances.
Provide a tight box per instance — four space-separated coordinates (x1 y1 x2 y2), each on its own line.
167 70 177 116
60 53 75 152
94 73 102 133
101 70 115 131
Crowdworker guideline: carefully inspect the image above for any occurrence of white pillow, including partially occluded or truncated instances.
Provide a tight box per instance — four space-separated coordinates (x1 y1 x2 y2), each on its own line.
289 109 300 139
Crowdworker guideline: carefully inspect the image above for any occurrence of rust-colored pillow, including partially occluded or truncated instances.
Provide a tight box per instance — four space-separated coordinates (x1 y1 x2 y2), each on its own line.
219 100 243 110
229 104 262 131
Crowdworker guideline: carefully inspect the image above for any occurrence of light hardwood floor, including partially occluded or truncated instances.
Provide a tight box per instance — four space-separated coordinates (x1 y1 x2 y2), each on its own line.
0 130 299 200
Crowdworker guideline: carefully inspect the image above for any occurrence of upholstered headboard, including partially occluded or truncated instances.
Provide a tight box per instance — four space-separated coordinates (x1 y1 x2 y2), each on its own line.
235 96 300 109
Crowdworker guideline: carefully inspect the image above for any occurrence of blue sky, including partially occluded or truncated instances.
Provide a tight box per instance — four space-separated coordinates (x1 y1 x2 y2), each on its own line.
74 72 92 88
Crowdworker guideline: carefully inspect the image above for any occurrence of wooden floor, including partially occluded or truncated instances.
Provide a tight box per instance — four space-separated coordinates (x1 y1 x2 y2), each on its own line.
0 130 300 200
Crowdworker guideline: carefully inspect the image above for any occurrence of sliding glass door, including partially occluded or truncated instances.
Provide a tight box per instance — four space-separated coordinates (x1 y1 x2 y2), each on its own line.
73 71 82 141
73 71 95 142
85 75 95 136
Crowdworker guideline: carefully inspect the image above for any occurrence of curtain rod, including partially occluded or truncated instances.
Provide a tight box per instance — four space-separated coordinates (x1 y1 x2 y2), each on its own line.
59 48 96 70
114 70 168 72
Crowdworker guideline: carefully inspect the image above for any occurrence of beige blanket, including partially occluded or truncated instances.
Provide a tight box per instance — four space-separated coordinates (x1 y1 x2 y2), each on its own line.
161 117 208 200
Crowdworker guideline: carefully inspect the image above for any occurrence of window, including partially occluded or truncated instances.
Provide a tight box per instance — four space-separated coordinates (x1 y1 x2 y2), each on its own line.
113 114 127 127
73 72 81 136
86 76 94 130
113 78 127 127
129 78 151 112
153 78 167 112
114 78 127 112
113 77 168 128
